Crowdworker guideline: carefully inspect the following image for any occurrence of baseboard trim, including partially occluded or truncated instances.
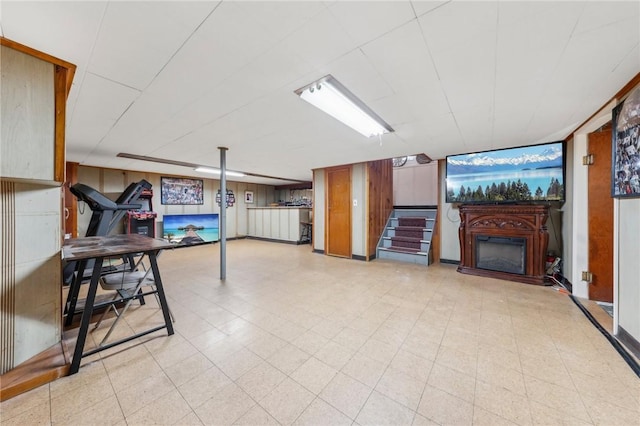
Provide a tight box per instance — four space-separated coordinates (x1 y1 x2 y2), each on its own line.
352 255 367 261
617 326 640 360
394 205 438 210
245 236 299 245
569 296 640 378
313 249 325 254
439 258 459 265
0 341 69 402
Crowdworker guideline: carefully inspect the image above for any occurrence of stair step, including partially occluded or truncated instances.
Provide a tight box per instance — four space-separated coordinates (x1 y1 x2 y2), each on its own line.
397 217 429 227
377 208 436 267
380 246 428 255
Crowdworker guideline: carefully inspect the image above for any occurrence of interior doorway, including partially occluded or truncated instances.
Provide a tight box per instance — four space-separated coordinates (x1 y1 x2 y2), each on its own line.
326 166 351 258
587 126 614 302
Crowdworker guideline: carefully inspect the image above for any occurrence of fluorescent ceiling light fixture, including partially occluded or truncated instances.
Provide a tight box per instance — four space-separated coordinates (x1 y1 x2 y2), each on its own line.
295 75 393 137
195 167 245 177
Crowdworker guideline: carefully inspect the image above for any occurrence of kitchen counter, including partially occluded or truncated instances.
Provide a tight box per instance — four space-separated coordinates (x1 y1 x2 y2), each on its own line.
247 207 311 243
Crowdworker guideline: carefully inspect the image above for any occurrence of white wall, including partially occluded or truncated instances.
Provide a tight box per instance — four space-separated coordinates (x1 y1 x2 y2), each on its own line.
13 183 62 367
393 160 438 206
312 169 325 252
439 160 462 261
352 163 366 257
617 198 640 339
75 166 276 239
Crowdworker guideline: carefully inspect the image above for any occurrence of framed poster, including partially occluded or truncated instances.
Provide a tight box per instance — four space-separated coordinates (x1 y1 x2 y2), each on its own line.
161 177 204 205
612 86 640 197
245 191 254 204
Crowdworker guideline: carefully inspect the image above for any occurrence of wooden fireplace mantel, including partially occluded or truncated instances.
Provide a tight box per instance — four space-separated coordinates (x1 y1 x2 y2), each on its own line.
457 204 549 285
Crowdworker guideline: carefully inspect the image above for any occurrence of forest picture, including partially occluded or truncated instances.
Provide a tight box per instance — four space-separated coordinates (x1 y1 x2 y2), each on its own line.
446 142 565 203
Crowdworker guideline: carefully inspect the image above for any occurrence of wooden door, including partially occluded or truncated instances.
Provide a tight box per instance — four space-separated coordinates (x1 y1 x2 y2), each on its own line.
588 128 613 302
326 166 351 258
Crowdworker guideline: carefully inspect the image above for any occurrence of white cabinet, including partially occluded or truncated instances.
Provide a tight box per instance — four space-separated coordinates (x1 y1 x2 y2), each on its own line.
247 207 311 243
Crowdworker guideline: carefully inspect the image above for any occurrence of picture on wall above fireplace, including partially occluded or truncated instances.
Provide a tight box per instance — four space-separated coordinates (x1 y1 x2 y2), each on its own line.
611 86 640 198
446 141 565 204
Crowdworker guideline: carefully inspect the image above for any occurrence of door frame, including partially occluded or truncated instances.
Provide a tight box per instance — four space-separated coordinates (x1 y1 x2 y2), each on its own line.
571 112 620 331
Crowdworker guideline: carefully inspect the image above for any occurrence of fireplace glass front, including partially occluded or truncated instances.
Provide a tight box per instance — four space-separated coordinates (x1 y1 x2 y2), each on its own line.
475 235 526 275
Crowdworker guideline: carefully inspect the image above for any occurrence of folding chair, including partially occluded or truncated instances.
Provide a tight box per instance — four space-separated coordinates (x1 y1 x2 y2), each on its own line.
93 253 173 346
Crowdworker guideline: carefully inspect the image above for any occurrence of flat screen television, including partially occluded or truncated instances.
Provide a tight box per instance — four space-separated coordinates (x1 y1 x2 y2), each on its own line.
162 213 219 246
446 141 565 204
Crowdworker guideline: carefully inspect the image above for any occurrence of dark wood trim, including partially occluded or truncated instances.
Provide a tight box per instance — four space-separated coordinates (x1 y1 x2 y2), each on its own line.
440 258 459 265
0 37 76 96
352 254 367 261
275 182 312 190
64 162 79 238
54 66 67 183
0 342 69 402
313 249 325 254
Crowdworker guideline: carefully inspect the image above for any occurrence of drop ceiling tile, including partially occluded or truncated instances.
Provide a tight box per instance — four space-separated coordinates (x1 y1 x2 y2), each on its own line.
66 73 141 160
316 49 394 104
573 1 639 36
361 20 449 117
247 46 315 93
144 32 250 109
418 1 498 54
99 92 180 148
235 1 327 42
328 1 415 47
279 8 359 69
88 1 217 90
412 1 448 18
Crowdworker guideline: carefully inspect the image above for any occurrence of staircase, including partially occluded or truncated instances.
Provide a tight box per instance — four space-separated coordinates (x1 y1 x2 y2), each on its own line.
376 208 437 265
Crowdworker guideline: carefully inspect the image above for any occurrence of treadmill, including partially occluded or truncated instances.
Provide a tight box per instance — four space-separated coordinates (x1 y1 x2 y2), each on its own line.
71 179 152 237
64 180 152 282
64 180 153 324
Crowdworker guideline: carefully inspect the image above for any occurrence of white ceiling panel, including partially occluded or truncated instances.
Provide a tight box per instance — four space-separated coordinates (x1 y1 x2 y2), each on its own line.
3 1 637 183
573 1 639 36
279 8 359 70
235 1 326 44
328 1 415 47
67 73 141 161
411 1 448 18
88 1 217 90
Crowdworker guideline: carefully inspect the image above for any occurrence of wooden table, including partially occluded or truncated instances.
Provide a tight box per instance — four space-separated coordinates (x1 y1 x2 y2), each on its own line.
63 234 174 374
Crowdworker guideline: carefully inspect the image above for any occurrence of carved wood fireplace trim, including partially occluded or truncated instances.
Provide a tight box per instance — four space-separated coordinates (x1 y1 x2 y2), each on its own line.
457 204 549 285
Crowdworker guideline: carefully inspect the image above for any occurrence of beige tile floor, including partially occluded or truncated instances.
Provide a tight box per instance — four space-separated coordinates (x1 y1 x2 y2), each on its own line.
2 239 639 425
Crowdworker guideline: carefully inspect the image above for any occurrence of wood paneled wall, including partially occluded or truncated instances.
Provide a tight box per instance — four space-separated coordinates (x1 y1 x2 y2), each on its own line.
367 159 393 259
0 181 16 374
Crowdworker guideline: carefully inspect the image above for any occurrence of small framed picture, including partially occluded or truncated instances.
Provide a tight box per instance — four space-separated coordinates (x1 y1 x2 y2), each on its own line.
245 191 254 204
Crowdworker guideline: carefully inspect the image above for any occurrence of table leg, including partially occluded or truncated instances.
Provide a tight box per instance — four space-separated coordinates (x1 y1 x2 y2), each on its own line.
64 259 87 327
148 251 174 335
69 256 104 375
